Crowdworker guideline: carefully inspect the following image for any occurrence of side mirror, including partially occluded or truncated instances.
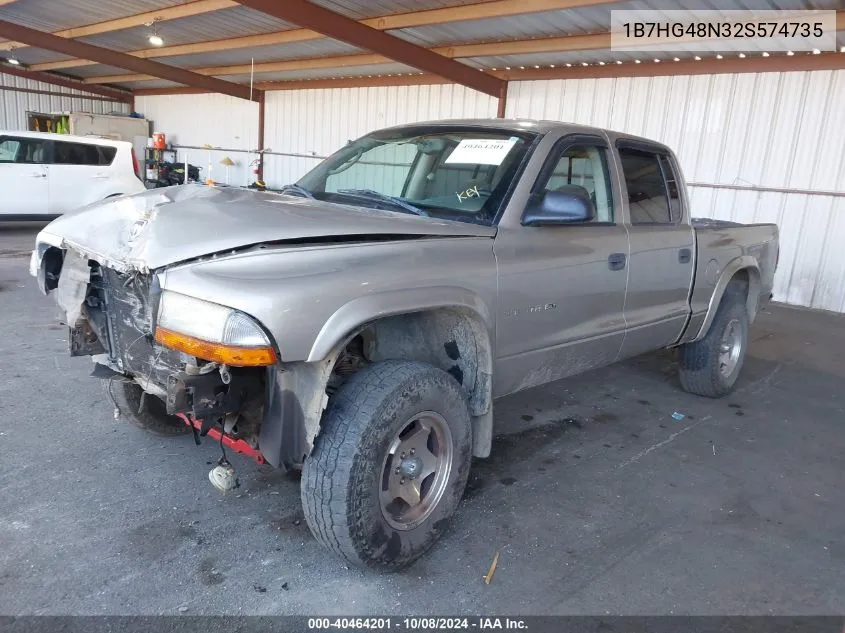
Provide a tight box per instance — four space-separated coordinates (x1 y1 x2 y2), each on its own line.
523 184 595 226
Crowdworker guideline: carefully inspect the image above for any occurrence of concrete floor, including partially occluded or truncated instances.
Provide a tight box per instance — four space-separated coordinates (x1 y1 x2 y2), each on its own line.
1 224 844 616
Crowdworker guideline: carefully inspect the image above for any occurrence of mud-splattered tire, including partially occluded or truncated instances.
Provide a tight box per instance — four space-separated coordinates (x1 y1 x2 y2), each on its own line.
679 281 750 398
301 360 472 570
109 380 191 436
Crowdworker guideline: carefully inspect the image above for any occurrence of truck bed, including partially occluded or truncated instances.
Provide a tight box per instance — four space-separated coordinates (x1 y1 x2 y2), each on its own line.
685 218 779 343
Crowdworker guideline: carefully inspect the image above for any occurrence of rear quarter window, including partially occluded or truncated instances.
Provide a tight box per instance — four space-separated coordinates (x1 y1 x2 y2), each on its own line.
53 141 117 166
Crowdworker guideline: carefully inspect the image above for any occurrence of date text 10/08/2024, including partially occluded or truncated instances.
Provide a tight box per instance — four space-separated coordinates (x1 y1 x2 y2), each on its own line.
307 617 529 630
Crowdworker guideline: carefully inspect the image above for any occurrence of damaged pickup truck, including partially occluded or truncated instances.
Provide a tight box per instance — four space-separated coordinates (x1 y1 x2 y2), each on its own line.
31 119 778 569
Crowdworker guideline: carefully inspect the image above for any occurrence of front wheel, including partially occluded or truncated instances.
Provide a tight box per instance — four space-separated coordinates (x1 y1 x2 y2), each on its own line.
301 360 472 570
109 380 191 436
678 282 750 398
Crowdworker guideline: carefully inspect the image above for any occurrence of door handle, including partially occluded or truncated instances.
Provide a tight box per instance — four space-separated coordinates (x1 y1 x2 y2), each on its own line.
607 252 626 271
678 248 692 264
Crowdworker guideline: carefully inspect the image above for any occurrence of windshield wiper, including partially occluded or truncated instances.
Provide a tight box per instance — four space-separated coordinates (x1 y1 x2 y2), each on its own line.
279 183 315 199
338 189 428 216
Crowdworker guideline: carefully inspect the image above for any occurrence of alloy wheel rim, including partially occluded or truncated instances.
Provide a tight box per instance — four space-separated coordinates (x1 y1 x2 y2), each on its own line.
719 318 743 378
379 411 453 531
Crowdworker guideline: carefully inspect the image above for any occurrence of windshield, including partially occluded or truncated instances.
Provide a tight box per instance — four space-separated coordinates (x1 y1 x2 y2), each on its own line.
296 126 537 226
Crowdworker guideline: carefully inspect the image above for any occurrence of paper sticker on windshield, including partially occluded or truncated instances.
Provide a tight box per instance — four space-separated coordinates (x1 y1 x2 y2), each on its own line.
445 138 517 165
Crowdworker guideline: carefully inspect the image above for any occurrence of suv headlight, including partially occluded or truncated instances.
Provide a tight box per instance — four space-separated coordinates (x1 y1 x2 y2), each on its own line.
154 291 277 366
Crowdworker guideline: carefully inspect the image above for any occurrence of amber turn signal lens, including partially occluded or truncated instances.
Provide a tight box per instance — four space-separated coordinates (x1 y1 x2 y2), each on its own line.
155 327 278 367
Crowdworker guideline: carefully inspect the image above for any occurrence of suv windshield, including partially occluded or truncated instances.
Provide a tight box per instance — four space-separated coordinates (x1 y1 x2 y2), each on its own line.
297 126 537 226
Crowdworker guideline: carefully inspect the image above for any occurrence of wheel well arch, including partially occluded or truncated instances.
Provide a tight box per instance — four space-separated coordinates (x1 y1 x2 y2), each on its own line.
355 308 493 415
262 304 496 469
319 307 494 458
693 257 761 342
726 266 761 321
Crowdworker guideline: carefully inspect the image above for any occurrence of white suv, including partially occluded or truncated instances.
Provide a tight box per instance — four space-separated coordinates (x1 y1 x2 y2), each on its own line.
0 131 146 220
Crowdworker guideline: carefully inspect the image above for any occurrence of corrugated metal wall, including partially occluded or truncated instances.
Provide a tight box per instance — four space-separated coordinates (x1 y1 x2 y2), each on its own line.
263 84 498 187
507 71 845 313
0 74 129 130
134 93 260 186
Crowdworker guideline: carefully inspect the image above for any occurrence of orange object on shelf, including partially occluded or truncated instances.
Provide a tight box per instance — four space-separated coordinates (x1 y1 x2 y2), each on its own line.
152 132 166 149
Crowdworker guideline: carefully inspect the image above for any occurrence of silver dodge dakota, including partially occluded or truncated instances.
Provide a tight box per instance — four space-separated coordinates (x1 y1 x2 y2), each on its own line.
31 119 778 569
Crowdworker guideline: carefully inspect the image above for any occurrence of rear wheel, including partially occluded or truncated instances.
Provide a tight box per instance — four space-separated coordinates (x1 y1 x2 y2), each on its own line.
301 360 472 570
109 380 191 436
678 281 750 398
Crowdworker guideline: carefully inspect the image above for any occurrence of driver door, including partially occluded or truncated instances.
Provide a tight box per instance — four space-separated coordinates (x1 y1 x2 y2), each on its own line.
493 134 629 397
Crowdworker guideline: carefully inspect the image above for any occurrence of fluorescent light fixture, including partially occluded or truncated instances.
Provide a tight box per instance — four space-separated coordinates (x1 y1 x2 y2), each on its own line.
7 57 20 65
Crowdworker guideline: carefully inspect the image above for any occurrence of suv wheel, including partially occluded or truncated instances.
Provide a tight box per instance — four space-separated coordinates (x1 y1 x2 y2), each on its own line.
678 281 750 398
301 360 472 570
109 380 191 436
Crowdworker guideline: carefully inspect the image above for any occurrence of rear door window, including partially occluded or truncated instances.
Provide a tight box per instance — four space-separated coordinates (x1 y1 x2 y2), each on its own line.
618 147 679 224
52 141 116 166
0 137 49 164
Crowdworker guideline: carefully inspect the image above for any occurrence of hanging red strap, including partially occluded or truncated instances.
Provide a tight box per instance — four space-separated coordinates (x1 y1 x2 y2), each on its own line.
176 413 266 465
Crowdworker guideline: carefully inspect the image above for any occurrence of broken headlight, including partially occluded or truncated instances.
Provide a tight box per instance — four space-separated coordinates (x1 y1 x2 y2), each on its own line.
154 291 277 366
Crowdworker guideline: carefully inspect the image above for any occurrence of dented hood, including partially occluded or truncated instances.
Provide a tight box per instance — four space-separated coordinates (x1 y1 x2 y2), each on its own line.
36 184 495 272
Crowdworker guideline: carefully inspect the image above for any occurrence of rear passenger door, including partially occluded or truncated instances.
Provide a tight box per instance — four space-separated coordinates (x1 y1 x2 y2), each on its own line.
0 136 49 217
616 142 695 359
48 141 117 214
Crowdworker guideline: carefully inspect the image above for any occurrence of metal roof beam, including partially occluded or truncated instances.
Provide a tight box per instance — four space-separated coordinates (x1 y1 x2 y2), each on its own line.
0 64 133 102
134 51 845 95
230 0 503 97
74 7 845 85
496 50 845 80
0 0 237 51
83 33 611 84
0 20 260 101
28 0 615 71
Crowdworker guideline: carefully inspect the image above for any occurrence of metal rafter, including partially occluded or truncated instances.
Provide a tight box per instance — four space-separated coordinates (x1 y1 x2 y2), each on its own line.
25 0 616 71
131 51 845 96
231 0 504 97
0 0 237 51
0 64 133 102
0 19 260 101
82 34 611 84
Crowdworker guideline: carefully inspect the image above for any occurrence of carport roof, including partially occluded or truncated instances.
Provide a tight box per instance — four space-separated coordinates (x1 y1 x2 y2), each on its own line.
0 0 843 99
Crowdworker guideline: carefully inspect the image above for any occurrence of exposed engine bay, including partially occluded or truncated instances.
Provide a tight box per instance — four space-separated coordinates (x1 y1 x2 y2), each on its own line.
45 245 377 474
66 258 267 454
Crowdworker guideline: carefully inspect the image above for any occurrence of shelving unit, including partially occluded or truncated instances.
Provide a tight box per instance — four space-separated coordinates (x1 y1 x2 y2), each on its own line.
143 147 177 187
